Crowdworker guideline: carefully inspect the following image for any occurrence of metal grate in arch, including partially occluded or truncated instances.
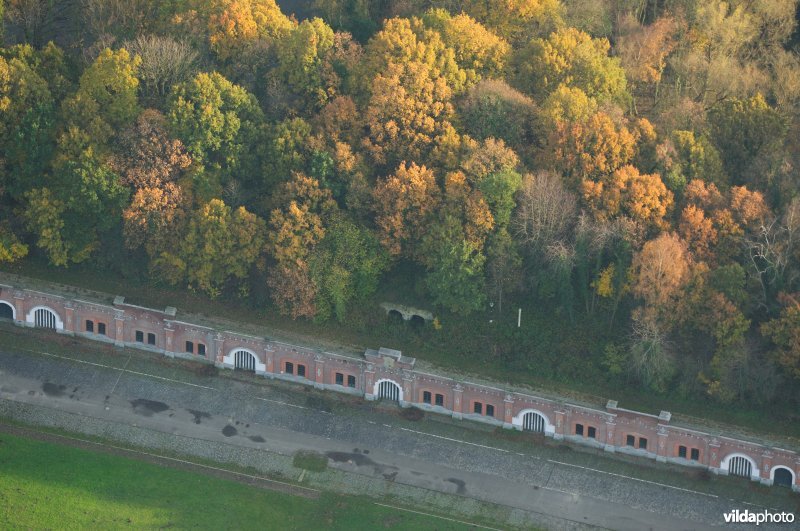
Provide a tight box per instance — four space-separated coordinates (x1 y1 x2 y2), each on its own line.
34 308 56 329
728 456 752 478
522 411 546 433
233 350 256 372
377 380 400 402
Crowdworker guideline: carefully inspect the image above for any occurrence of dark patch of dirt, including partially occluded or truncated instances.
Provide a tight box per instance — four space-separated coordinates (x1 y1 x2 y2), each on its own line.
222 425 237 437
248 435 265 443
195 364 218 377
186 409 211 425
130 399 170 417
42 382 66 397
446 477 467 494
401 408 424 421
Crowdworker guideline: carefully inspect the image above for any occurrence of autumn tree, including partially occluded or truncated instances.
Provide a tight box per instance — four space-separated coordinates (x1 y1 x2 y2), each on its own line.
266 173 336 318
372 162 441 258
422 9 510 88
362 54 455 168
616 14 677 110
547 111 637 186
157 199 265 298
61 48 141 146
582 165 673 232
270 18 338 113
113 109 192 189
123 182 187 260
202 0 293 62
461 0 563 43
631 232 691 324
0 224 28 264
537 84 597 131
514 27 627 103
359 16 465 96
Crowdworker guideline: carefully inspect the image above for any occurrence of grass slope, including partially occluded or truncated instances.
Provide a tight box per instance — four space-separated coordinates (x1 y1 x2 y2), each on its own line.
0 432 469 530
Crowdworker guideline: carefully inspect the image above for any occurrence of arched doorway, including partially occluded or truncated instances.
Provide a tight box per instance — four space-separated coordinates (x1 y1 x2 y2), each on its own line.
0 301 14 320
375 379 401 402
387 309 403 324
34 308 57 329
409 315 426 330
233 349 256 372
728 456 753 478
772 467 793 488
522 411 546 433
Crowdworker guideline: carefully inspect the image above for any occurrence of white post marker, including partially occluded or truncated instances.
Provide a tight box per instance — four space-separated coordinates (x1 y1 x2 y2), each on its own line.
518 308 521 328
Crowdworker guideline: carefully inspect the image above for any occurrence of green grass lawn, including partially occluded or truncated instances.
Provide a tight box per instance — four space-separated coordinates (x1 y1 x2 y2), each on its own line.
0 432 472 530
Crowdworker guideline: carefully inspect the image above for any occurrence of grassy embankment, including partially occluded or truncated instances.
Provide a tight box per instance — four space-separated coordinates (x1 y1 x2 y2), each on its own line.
0 431 473 530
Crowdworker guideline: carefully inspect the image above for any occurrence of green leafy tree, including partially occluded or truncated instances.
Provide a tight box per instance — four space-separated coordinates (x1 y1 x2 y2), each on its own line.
272 17 337 112
761 294 800 381
0 224 28 264
23 129 128 267
708 94 787 187
457 79 537 153
477 168 523 229
0 52 56 198
158 199 266 298
309 214 388 321
62 48 141 145
168 71 264 177
421 214 487 315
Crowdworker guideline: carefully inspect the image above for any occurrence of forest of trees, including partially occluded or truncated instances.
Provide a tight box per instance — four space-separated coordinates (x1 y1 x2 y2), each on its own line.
1 0 800 411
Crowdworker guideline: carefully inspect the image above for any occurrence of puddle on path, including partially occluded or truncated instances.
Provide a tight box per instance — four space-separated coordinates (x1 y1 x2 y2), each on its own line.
42 382 66 397
130 398 170 416
186 409 212 425
222 425 237 437
446 478 467 494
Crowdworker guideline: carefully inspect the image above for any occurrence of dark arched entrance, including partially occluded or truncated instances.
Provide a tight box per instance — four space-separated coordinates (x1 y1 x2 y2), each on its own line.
387 309 403 324
409 315 425 329
773 467 793 488
0 302 13 320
